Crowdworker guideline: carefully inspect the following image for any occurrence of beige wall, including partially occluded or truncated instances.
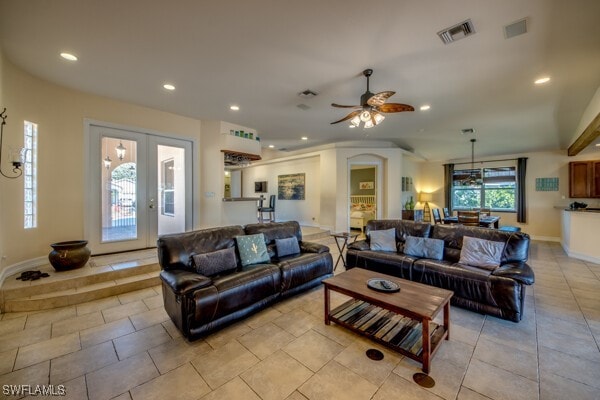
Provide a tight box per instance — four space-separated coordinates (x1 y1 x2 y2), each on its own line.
0 57 201 271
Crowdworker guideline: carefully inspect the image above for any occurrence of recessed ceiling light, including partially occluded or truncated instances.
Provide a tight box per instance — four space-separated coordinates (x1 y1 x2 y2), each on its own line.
60 52 78 61
163 84 175 91
268 144 275 148
534 77 550 85
301 136 308 141
596 143 600 147
420 105 431 111
349 125 356 129
230 105 240 111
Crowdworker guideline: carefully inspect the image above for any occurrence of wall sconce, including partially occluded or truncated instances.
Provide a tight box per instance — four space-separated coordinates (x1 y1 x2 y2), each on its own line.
0 108 26 179
116 141 126 160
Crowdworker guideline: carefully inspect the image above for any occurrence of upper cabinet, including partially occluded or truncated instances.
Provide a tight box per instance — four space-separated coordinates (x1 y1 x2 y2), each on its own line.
569 161 600 198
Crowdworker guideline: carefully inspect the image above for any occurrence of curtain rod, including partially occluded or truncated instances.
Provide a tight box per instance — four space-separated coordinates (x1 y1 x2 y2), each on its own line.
446 157 527 167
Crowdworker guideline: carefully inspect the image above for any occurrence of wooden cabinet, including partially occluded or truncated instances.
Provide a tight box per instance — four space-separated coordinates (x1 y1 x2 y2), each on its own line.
569 161 600 198
402 209 424 221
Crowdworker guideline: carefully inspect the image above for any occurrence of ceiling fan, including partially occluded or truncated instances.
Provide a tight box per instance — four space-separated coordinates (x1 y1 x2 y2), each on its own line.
331 69 414 129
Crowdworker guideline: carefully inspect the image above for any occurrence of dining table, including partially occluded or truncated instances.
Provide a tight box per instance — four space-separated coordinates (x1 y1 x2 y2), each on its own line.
443 215 500 229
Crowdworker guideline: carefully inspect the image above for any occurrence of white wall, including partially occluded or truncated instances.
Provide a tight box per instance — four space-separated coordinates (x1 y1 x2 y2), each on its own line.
242 155 321 226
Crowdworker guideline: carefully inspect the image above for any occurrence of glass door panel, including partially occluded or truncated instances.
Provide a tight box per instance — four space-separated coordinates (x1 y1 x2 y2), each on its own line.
101 137 138 242
157 144 186 236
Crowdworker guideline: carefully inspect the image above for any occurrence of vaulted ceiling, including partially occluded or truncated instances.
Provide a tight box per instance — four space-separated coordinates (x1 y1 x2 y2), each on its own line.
1 0 599 160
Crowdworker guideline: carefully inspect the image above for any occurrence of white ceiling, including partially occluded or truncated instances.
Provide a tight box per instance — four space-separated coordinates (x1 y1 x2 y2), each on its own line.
1 0 599 161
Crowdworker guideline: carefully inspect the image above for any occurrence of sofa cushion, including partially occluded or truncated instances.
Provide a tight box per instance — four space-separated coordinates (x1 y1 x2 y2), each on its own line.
276 236 301 257
404 236 444 260
459 236 504 270
369 228 396 251
191 247 237 277
236 234 270 266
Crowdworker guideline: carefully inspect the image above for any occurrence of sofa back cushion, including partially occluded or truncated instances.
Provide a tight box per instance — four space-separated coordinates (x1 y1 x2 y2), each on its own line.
157 225 245 271
365 220 431 251
459 236 504 270
430 224 530 264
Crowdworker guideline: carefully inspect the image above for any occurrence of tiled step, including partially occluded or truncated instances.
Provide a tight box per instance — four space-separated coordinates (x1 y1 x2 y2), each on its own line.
303 228 331 241
2 264 160 312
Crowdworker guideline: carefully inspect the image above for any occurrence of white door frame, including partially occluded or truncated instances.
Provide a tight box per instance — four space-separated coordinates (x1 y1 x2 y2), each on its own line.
84 120 196 254
347 158 384 230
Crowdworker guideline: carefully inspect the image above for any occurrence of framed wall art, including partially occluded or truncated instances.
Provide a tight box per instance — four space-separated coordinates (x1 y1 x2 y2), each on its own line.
278 173 305 200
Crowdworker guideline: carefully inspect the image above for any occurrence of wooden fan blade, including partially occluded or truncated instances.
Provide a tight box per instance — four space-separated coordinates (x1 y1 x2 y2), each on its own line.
330 110 361 124
377 103 415 113
331 103 361 108
367 91 396 106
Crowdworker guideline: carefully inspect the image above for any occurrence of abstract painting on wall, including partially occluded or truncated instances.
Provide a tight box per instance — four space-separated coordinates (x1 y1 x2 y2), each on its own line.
278 173 305 200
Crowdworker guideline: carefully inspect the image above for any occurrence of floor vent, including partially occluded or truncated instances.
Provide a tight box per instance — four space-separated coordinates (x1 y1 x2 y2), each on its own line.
437 19 475 44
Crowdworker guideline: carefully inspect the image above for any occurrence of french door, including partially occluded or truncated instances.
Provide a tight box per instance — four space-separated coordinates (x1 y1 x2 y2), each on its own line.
87 124 193 254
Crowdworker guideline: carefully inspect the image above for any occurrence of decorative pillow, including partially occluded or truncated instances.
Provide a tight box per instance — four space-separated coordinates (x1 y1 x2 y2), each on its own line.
369 228 396 251
275 236 300 257
191 247 237 277
236 233 270 266
403 236 444 260
459 236 505 270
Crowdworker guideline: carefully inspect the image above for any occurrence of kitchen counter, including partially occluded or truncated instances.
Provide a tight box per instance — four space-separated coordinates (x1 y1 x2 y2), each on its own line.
561 210 600 263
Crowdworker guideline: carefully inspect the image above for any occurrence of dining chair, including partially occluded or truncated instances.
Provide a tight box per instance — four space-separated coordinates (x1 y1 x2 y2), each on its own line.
432 208 442 224
258 195 276 222
442 208 451 218
457 210 480 226
479 208 491 217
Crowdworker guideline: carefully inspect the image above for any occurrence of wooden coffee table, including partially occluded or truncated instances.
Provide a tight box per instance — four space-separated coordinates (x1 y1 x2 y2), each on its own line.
323 268 452 374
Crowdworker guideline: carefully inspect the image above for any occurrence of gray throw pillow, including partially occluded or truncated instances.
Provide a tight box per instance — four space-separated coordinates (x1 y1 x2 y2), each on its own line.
459 236 505 270
236 233 271 266
369 228 396 251
275 236 300 257
191 247 237 276
403 236 444 260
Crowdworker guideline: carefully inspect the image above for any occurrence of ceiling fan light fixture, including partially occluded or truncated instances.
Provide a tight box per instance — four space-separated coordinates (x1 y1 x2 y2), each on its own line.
374 113 385 125
360 110 371 122
350 116 361 127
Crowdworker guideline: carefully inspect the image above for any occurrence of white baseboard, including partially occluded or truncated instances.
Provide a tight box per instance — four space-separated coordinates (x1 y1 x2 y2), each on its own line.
564 250 600 264
0 256 48 287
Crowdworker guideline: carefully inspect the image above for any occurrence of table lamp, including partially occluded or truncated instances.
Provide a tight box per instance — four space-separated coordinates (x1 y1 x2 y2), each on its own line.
419 192 433 223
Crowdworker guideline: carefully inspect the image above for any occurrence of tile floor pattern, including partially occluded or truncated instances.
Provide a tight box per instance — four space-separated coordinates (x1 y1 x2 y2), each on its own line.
0 238 599 400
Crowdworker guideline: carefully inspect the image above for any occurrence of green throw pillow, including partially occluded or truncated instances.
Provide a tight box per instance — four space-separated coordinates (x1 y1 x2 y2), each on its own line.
236 233 270 266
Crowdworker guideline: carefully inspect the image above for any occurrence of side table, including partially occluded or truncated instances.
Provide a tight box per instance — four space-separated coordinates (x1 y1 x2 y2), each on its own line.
331 232 360 271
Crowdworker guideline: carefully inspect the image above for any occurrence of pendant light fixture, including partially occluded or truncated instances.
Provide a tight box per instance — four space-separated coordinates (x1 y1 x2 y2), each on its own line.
103 138 112 169
461 138 482 186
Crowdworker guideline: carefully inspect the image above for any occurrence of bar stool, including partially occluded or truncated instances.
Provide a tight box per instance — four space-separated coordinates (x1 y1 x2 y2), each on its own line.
258 195 276 223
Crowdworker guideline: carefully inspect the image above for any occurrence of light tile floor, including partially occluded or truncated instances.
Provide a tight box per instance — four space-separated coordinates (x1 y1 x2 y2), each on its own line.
0 239 599 400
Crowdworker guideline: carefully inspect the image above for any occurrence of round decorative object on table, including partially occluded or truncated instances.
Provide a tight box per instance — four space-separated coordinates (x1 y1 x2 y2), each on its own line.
413 372 436 388
367 278 400 293
366 349 384 361
48 240 91 271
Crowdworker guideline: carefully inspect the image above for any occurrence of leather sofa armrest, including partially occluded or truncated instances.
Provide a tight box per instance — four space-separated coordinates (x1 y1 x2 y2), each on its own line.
300 241 330 254
347 240 369 251
160 269 213 296
492 262 535 285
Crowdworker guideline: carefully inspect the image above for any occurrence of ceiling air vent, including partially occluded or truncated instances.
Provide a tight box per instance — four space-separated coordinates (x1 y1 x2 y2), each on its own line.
504 18 528 39
437 19 475 44
461 128 474 135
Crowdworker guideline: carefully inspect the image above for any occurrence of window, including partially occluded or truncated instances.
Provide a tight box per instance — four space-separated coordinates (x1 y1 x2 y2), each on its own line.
452 166 516 211
24 121 38 229
161 159 175 216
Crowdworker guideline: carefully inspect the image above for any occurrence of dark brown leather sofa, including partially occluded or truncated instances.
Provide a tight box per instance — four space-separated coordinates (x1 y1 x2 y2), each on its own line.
346 220 534 322
157 221 333 339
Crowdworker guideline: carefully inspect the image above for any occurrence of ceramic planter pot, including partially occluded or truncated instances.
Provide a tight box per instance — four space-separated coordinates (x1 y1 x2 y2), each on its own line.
48 240 91 271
